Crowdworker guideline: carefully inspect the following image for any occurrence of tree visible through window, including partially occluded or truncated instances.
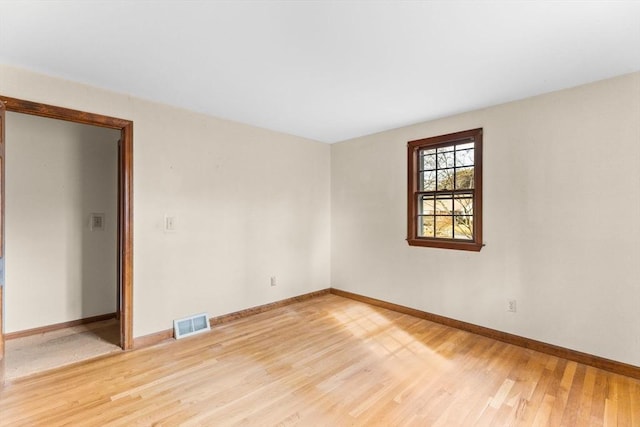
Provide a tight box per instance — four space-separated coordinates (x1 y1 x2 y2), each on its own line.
407 128 483 251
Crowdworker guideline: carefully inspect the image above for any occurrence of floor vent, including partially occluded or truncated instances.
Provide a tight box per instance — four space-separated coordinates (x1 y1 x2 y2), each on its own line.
173 313 210 339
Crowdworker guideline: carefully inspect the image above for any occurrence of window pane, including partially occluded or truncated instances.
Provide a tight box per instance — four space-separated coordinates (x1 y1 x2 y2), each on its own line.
455 148 474 167
418 216 435 237
437 168 455 190
435 216 453 238
422 153 436 170
453 195 473 215
455 167 474 189
454 216 473 240
421 171 436 191
435 194 453 214
456 142 474 151
437 150 455 168
420 195 435 215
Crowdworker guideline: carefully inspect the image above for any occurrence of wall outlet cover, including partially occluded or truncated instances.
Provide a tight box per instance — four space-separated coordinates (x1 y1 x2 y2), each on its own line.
164 215 176 232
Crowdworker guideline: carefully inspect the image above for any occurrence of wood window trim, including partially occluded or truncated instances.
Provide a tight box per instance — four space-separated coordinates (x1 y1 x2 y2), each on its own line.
407 128 483 251
0 95 134 350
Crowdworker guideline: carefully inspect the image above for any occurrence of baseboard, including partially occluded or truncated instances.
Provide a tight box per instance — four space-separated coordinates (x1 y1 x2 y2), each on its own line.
133 328 174 349
209 289 330 326
330 288 640 380
4 312 117 340
133 289 331 349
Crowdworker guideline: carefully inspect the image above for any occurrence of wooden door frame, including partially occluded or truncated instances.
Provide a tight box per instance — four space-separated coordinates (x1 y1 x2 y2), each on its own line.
0 95 133 350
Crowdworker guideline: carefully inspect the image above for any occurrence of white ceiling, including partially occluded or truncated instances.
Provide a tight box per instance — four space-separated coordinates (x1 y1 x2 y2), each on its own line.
1 1 639 143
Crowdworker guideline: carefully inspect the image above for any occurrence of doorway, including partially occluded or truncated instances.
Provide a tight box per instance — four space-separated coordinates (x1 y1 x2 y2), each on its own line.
0 96 133 377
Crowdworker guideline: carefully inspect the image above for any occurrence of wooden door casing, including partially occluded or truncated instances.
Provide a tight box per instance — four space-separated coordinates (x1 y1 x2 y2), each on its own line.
0 96 133 351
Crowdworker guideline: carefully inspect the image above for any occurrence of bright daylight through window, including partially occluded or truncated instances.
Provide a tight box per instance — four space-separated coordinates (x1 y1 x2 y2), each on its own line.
407 128 483 251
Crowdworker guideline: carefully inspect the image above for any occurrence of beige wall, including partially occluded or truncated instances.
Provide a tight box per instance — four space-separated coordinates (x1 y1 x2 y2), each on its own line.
5 112 119 332
2 63 638 367
0 64 331 338
331 72 640 366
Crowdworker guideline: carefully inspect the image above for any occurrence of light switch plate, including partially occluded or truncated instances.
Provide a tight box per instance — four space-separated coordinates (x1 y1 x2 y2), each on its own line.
90 213 105 231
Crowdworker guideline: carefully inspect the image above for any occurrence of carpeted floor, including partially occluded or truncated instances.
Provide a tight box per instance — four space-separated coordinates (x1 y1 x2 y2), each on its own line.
4 319 121 381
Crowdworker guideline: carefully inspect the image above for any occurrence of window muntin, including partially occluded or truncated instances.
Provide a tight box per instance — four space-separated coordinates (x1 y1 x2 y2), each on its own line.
407 128 482 251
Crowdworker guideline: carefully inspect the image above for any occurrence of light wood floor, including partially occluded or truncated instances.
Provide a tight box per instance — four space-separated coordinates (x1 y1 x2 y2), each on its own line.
1 294 638 426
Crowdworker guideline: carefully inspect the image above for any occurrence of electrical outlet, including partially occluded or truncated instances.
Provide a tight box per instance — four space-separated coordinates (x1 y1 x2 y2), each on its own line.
270 276 277 287
507 299 517 313
164 215 176 232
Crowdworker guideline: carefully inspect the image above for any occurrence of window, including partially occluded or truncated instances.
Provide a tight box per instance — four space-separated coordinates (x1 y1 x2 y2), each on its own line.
407 128 483 251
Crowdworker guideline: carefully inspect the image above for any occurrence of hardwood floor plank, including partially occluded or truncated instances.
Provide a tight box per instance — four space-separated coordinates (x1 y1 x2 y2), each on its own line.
630 380 640 426
547 360 577 425
590 369 609 423
560 363 586 426
532 393 556 426
1 294 639 426
615 374 632 427
576 366 598 426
